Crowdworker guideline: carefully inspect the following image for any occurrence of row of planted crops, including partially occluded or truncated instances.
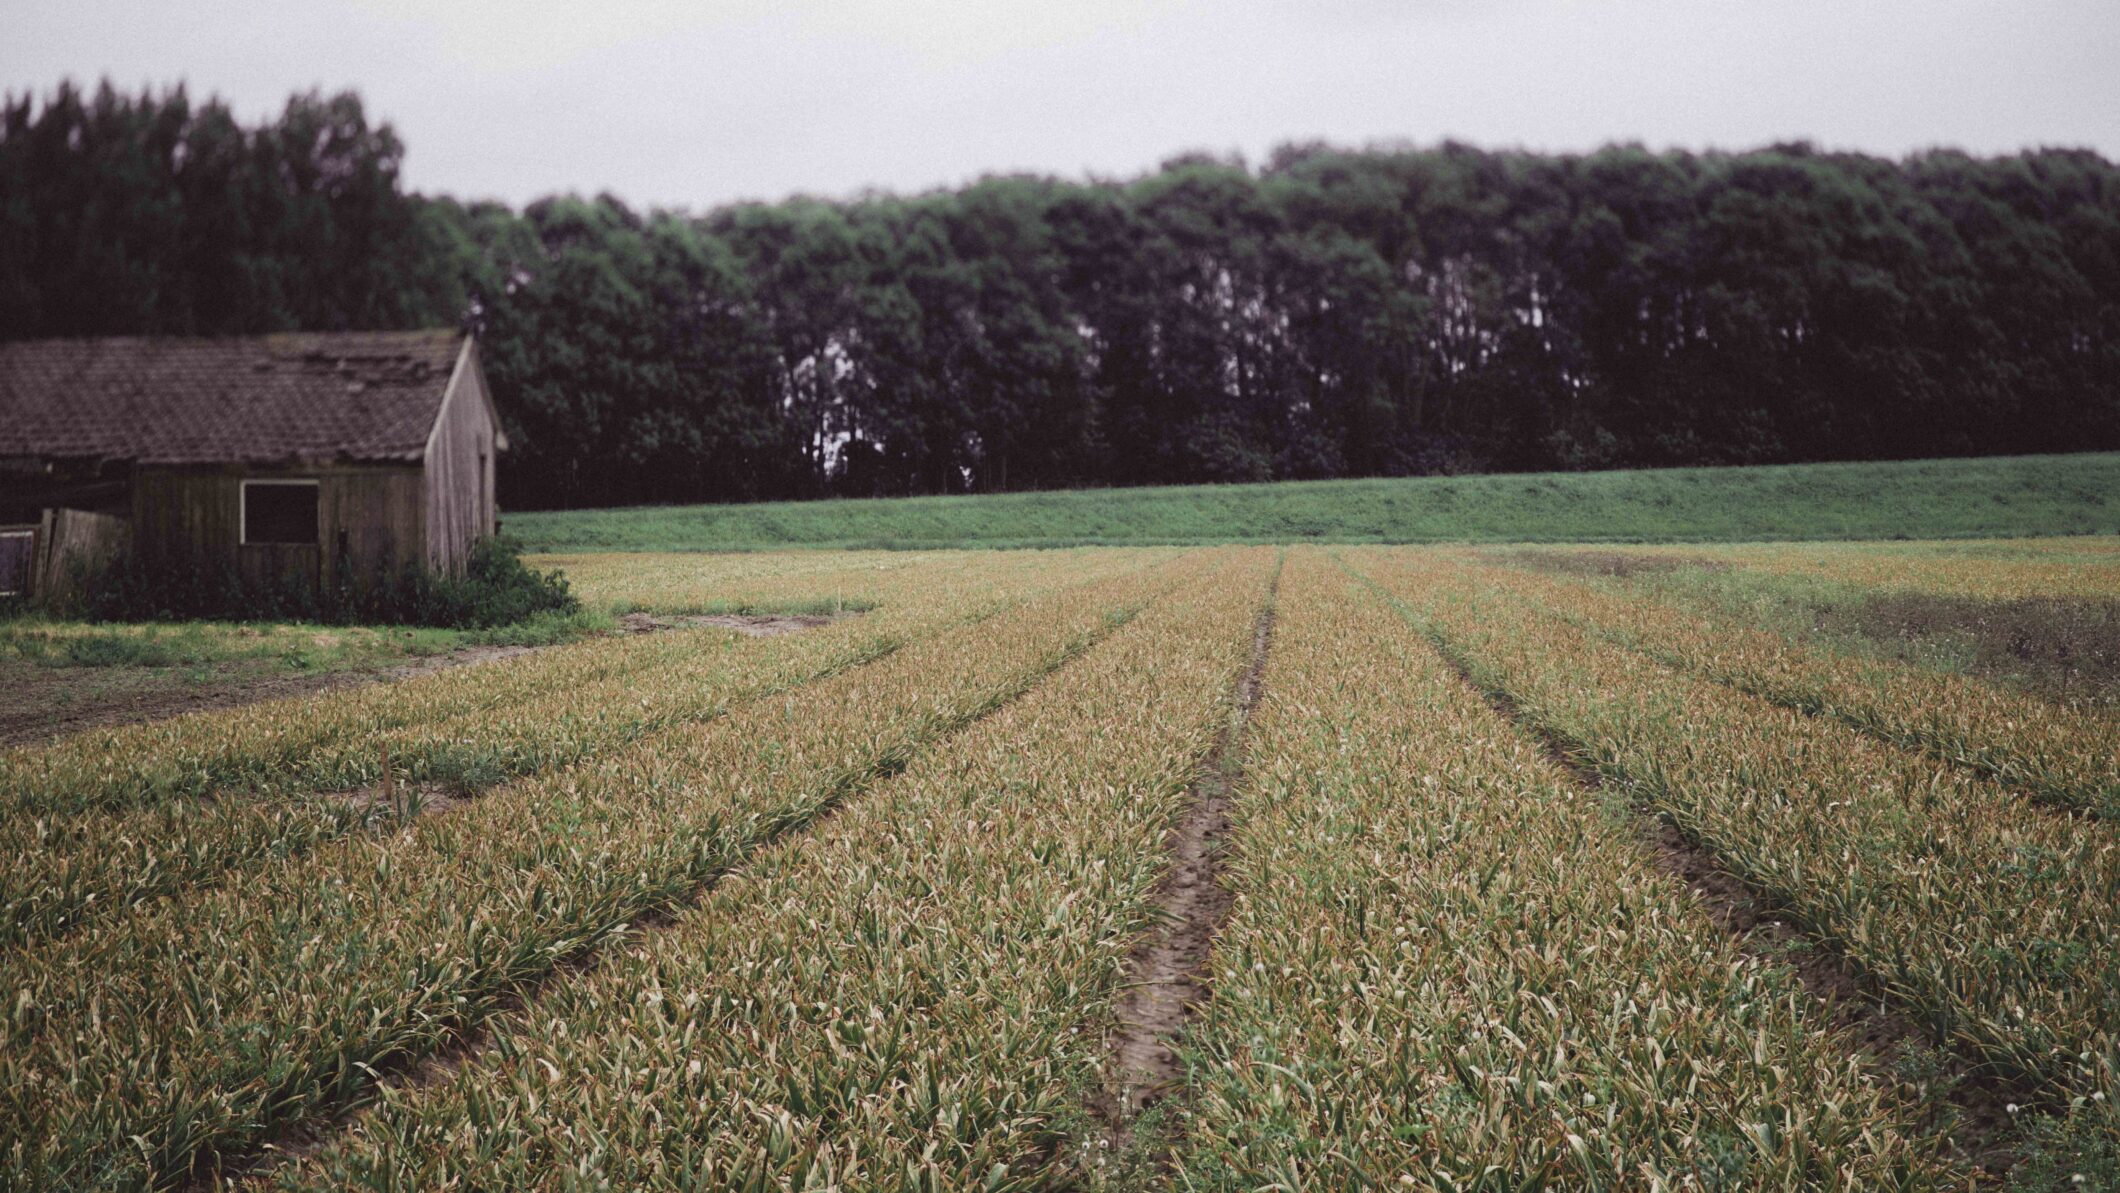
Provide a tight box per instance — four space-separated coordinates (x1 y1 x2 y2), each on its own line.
3 541 2117 1189
0 547 1183 1187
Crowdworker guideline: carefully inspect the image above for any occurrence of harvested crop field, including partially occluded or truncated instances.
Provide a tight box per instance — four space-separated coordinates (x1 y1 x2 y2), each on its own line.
5 539 2120 1189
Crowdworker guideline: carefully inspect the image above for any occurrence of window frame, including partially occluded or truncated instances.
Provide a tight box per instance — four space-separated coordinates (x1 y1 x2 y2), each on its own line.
239 478 322 547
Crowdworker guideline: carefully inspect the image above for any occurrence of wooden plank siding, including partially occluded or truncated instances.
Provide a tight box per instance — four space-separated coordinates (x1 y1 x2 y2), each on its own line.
131 465 425 592
422 344 500 575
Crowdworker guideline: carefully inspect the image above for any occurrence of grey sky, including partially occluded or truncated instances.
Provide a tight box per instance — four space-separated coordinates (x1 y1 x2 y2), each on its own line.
7 0 2118 211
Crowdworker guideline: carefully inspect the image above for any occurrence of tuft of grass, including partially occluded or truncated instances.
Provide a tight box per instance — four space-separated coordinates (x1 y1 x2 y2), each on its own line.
1 618 460 673
459 606 617 647
2008 1106 2120 1192
506 452 2120 552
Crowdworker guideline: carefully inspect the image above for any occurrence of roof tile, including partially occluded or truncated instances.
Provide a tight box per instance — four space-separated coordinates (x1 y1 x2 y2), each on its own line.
0 330 465 466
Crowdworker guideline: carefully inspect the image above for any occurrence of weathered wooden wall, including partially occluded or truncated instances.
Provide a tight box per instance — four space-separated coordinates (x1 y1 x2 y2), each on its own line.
423 355 499 574
32 508 131 605
132 465 424 591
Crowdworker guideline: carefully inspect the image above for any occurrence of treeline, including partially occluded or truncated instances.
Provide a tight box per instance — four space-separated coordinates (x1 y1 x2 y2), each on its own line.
4 81 2118 508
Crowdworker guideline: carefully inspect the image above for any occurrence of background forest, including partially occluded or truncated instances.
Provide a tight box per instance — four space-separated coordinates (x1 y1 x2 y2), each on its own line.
3 82 2117 510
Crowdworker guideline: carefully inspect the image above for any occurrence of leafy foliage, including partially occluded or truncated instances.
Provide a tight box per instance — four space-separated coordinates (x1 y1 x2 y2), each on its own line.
5 83 2118 509
2008 1103 2120 1192
1487 545 2120 810
281 553 1267 1191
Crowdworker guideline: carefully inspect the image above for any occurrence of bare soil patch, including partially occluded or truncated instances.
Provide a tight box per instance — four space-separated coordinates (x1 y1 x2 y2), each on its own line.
337 779 469 821
1834 592 2120 705
617 611 847 638
1091 578 1278 1157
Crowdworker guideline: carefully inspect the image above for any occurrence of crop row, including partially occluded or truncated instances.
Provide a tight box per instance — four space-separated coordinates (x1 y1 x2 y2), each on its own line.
1171 550 1946 1188
0 554 1156 950
538 546 1179 616
257 548 1161 804
532 547 972 613
1 618 905 950
271 550 1273 1191
0 553 1197 1191
0 550 1139 819
0 622 694 814
1352 553 2120 1126
1479 558 2120 818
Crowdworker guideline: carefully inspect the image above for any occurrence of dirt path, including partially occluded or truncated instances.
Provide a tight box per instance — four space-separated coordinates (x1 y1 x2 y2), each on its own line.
616 611 840 638
1092 577 1278 1158
0 614 845 749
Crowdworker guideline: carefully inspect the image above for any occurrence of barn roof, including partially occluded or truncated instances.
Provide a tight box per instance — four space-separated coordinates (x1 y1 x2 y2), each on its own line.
0 329 470 467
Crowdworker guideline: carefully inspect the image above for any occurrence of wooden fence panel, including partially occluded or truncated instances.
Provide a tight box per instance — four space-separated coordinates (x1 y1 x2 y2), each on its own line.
37 509 131 608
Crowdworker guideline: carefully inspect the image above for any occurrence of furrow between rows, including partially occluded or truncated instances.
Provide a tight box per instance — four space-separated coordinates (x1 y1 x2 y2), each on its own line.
1088 550 1279 1169
1167 549 1950 1187
260 549 1275 1191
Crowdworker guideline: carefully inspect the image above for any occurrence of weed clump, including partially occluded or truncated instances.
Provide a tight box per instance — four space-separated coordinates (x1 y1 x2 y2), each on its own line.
2008 1107 2120 1192
67 535 577 630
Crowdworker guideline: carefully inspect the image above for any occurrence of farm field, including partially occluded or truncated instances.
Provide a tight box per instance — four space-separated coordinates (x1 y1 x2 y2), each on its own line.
2 540 2118 1189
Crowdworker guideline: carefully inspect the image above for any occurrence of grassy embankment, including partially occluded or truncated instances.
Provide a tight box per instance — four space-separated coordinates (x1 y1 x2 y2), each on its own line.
508 452 2120 552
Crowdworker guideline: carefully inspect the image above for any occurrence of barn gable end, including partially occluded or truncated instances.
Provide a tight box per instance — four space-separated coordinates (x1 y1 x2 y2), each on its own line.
422 338 505 575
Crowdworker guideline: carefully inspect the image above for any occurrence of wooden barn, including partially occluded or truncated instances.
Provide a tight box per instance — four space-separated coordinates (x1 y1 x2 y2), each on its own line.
0 329 505 601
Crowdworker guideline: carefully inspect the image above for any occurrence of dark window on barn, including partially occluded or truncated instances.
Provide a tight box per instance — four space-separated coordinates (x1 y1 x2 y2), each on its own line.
242 480 319 546
0 530 32 595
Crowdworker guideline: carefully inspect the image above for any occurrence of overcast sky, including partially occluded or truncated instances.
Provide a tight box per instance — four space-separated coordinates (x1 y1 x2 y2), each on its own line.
7 0 2118 211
